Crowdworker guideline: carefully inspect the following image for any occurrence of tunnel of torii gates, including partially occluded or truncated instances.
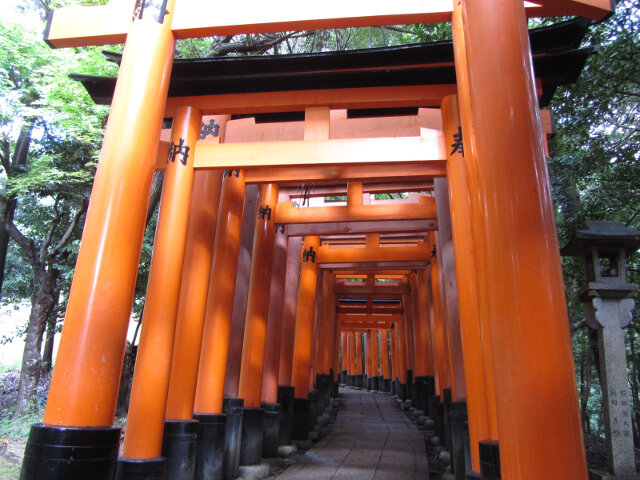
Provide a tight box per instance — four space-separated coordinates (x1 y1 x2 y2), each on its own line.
19 1 614 480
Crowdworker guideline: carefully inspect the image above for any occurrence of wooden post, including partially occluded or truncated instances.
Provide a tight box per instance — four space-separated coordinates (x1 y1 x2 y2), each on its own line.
165 119 228 421
454 0 588 476
121 106 202 463
291 236 321 399
193 170 247 415
238 183 280 408
440 94 495 473
278 237 302 387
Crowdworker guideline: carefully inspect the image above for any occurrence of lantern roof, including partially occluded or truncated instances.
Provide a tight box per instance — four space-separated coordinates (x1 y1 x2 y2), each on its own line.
561 221 640 257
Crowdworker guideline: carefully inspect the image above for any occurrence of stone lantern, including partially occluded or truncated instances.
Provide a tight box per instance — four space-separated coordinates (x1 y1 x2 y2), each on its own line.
562 221 640 480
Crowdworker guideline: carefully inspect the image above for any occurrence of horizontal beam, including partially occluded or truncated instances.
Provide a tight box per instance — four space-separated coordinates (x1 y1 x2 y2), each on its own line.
276 200 437 225
165 86 457 116
321 261 426 270
335 270 412 277
194 134 445 169
45 1 611 48
244 162 446 185
286 219 436 237
334 285 408 295
340 324 393 332
318 242 429 264
337 306 403 314
281 182 433 198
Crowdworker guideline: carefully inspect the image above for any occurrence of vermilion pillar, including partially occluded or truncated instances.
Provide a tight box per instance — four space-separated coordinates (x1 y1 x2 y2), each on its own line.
451 5 500 446
291 236 320 440
355 331 363 377
372 330 380 378
165 169 225 421
194 170 247 415
291 236 321 398
428 232 449 398
261 195 289 406
409 274 428 377
121 106 202 463
347 332 355 377
43 1 176 429
237 183 279 464
417 272 435 377
27 4 178 479
455 0 587 477
238 184 279 408
340 332 346 374
441 94 494 473
278 237 302 387
380 330 390 380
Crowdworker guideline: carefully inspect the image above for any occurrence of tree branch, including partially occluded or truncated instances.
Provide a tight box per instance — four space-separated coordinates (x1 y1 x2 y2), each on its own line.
39 197 63 262
5 219 44 282
50 198 89 258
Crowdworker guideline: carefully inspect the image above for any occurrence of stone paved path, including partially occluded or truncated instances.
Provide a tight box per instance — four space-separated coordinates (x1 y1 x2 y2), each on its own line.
275 387 429 480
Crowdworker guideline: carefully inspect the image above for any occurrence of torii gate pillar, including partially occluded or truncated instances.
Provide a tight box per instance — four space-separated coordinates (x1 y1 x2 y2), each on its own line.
453 0 588 478
21 3 177 479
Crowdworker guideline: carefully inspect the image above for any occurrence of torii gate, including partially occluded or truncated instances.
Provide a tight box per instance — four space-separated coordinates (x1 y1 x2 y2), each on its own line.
22 1 612 480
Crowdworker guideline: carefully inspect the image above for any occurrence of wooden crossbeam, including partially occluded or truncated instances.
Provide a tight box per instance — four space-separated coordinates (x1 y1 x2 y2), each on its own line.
335 270 412 277
285 220 436 237
336 306 403 314
275 200 437 225
194 134 445 170
335 284 408 296
243 163 446 185
44 0 612 49
320 261 426 270
318 243 429 264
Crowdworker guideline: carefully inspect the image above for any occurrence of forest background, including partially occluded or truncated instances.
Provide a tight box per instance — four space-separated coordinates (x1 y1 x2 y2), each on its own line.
0 0 638 477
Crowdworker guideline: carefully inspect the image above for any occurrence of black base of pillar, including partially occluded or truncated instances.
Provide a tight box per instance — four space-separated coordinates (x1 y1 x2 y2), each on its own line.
240 408 264 466
222 398 243 480
356 374 365 388
162 420 198 480
423 376 435 417
479 440 501 480
261 403 280 458
390 379 397 395
398 382 407 401
193 414 226 480
383 378 391 393
20 424 120 480
332 381 339 398
116 457 166 480
308 389 320 426
431 395 445 440
449 402 471 480
346 374 354 386
277 386 294 446
443 388 453 454
292 398 313 440
413 376 426 411
371 376 379 391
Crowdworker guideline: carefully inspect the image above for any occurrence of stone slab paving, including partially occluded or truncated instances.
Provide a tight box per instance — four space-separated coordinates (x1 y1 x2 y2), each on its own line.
275 387 429 480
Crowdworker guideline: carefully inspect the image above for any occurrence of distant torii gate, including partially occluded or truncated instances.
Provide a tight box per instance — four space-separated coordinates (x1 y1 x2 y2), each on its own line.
21 1 612 480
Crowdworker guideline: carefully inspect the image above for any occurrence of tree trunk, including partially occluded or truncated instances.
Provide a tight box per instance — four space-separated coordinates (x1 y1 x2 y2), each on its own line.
41 309 58 375
0 123 34 298
14 269 58 417
0 196 17 297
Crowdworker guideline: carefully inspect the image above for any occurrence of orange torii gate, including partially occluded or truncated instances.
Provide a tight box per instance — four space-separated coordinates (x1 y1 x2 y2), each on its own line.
21 1 612 480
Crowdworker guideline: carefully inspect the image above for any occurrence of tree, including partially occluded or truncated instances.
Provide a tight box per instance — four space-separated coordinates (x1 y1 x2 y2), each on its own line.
548 0 640 444
0 3 112 415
